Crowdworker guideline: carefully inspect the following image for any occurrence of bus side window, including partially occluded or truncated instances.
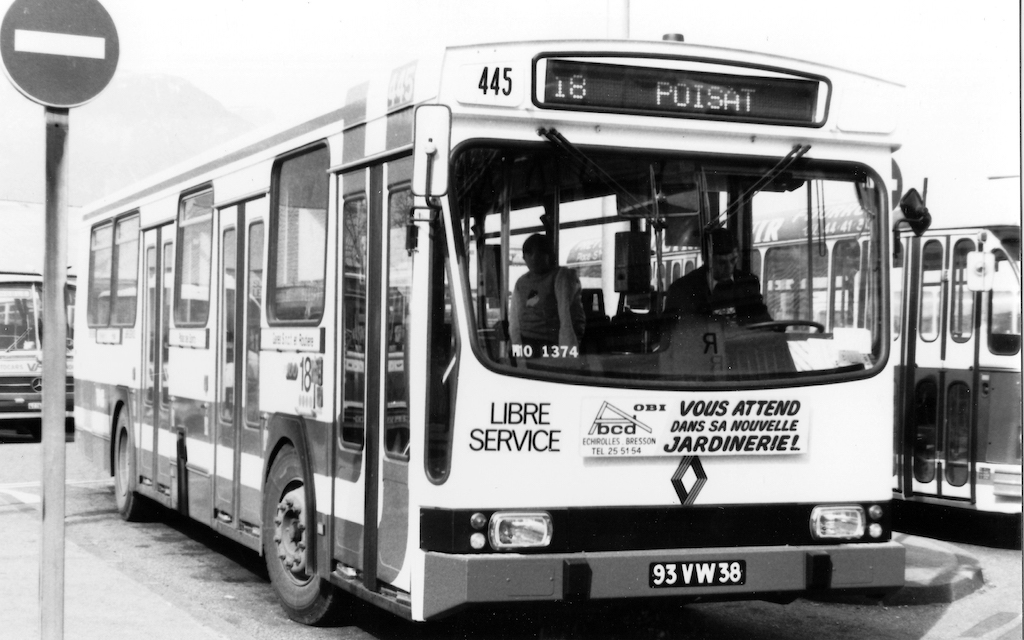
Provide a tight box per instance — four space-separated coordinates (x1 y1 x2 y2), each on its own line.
87 222 114 327
220 226 236 422
268 145 329 324
831 239 861 329
244 221 265 427
65 284 76 346
384 179 413 460
949 239 975 342
989 250 1022 355
112 215 140 327
919 240 944 342
88 213 140 329
426 234 457 483
341 190 368 449
175 190 214 327
143 246 156 405
892 238 904 337
763 245 826 323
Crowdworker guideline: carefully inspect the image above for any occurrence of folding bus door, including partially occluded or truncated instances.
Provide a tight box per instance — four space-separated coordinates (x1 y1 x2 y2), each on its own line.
334 169 369 571
937 237 978 500
377 158 413 589
214 198 268 532
344 159 413 594
139 225 174 498
908 236 947 499
976 242 1022 501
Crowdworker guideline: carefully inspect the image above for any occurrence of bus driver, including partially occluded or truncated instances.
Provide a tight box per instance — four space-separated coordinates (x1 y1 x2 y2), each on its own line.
664 228 771 326
508 234 586 358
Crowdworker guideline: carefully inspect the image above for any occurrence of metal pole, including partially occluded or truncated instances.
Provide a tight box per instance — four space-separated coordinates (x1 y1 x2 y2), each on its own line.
608 0 629 38
41 106 69 640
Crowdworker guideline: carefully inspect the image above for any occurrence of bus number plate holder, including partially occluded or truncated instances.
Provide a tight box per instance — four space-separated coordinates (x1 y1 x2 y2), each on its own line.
649 560 746 588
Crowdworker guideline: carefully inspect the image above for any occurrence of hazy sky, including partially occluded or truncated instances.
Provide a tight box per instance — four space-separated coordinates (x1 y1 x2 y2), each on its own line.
1 0 1020 218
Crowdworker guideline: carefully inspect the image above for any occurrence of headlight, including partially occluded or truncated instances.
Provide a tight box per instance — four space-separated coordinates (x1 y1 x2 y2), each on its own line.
488 511 553 550
809 505 865 540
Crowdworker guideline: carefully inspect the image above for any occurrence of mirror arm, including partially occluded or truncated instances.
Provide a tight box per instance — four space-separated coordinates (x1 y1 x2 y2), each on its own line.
408 141 442 255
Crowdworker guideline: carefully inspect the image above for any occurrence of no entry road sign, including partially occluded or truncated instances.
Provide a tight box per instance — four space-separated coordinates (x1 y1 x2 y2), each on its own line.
1 0 119 108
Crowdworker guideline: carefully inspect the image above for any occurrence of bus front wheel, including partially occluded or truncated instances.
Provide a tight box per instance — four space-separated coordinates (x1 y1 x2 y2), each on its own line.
262 445 340 626
113 411 145 521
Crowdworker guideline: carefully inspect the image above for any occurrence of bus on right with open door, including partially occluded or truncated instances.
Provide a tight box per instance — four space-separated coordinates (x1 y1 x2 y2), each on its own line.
892 177 1021 546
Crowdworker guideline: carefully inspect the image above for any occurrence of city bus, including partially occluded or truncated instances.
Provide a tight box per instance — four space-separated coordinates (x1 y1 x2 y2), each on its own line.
891 190 1021 533
74 38 918 623
0 271 76 440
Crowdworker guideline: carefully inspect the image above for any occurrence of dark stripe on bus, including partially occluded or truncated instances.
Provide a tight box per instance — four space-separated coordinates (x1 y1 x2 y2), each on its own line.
420 503 892 554
385 107 414 152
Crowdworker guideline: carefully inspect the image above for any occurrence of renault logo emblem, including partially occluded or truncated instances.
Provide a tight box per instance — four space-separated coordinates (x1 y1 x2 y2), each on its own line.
30 378 43 393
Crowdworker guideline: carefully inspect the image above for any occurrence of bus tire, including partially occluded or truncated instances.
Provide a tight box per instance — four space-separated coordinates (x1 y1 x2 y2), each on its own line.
113 410 145 521
263 445 339 625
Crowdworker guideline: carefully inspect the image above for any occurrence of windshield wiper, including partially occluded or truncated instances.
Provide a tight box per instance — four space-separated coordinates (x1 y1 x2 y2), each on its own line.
707 144 811 231
5 328 31 352
537 127 653 216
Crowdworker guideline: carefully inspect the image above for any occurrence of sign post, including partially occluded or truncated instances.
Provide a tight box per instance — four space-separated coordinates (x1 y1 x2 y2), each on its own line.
1 1 117 637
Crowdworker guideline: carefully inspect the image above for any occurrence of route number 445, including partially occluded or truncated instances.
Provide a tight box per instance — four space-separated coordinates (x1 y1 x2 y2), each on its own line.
478 66 512 96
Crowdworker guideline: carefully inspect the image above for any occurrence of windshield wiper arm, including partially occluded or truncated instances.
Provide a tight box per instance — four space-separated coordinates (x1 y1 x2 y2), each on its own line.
708 144 811 230
5 328 30 352
537 127 653 216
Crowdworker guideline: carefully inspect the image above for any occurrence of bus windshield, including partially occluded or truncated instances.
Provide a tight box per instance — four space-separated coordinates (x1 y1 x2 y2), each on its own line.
0 284 40 352
453 144 885 384
0 282 76 353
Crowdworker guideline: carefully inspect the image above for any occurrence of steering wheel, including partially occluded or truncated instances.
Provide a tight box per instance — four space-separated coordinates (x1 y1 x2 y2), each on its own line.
744 320 825 333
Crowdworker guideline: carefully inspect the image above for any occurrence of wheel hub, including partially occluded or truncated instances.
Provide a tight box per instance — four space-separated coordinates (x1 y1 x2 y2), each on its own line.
273 487 308 578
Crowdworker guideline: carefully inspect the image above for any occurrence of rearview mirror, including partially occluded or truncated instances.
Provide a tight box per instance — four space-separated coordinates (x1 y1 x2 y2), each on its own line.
412 105 451 198
893 188 931 236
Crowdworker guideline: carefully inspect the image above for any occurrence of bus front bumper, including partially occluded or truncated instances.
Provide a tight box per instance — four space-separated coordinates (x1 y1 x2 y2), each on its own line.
422 541 905 619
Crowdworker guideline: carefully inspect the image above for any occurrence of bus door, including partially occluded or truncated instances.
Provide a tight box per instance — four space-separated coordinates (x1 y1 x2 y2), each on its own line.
343 159 414 592
140 225 174 495
215 198 267 530
938 237 979 500
378 160 413 589
334 170 369 571
908 235 973 500
975 239 1022 498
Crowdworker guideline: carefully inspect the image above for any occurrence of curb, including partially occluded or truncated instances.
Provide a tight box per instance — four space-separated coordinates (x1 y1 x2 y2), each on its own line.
881 534 985 606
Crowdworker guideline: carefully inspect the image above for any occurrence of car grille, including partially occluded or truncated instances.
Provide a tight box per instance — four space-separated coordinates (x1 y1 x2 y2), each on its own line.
0 376 74 394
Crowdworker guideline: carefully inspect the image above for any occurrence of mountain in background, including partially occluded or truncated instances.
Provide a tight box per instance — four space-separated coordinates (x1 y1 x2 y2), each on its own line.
0 71 255 207
0 201 80 274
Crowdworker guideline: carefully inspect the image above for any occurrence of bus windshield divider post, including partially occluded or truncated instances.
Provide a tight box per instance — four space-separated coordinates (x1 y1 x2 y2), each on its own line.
650 163 666 306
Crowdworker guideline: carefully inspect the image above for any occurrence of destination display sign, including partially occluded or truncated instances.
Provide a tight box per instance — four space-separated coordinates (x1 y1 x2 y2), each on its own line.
540 59 822 125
